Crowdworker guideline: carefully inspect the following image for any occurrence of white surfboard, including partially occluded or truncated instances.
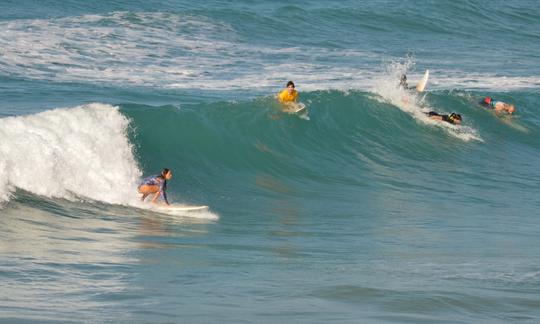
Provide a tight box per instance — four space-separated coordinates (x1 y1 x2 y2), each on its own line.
416 69 429 92
293 103 307 114
283 102 306 114
134 200 217 219
158 204 209 212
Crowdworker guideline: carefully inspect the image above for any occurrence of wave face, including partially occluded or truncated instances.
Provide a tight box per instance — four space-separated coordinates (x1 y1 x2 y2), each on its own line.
0 104 141 203
123 89 540 210
2 88 539 208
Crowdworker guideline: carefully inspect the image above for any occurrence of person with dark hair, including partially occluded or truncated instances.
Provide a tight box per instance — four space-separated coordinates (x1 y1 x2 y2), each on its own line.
278 80 298 103
425 111 462 125
138 168 172 205
480 97 515 115
399 74 411 89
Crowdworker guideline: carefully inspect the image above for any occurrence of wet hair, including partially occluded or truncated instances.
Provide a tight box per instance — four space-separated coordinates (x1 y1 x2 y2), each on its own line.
449 113 462 122
399 74 408 87
286 81 295 88
159 168 171 179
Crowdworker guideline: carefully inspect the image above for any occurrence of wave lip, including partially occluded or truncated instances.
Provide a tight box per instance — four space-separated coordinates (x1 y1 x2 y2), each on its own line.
0 103 141 204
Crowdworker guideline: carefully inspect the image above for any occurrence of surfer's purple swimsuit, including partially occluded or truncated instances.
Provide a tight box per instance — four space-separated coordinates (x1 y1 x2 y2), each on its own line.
139 175 169 204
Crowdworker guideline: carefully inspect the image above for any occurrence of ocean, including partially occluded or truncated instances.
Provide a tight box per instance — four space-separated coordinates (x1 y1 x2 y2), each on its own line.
1 0 540 322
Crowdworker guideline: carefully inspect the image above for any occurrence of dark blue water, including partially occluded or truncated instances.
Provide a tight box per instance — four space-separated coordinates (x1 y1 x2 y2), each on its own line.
1 1 539 322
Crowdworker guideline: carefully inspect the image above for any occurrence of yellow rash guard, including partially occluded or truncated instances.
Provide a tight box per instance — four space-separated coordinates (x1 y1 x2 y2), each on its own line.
278 89 298 102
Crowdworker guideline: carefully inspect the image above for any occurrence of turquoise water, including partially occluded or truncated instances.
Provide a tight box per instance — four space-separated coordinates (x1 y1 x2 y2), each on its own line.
1 1 540 323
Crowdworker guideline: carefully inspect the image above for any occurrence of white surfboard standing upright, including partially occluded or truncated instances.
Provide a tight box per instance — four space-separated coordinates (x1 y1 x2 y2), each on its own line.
416 69 429 92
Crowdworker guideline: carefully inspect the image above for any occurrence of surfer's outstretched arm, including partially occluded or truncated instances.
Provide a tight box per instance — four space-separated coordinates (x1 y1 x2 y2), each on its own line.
159 179 170 205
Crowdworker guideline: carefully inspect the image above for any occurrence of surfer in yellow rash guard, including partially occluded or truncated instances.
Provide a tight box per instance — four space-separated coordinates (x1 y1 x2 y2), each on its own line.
278 80 298 103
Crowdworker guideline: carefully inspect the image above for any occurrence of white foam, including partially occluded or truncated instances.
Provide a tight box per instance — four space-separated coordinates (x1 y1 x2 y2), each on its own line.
0 103 219 219
0 104 142 203
0 12 376 91
0 12 536 92
371 59 482 142
428 73 540 92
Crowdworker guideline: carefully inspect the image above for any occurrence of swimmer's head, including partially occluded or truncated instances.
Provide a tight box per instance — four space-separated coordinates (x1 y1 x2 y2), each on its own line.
507 104 515 114
400 74 407 86
449 113 462 125
286 80 295 93
483 97 492 105
161 168 172 180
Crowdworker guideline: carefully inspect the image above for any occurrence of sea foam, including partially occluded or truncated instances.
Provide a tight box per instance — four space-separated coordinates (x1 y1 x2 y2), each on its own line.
0 103 142 203
371 59 482 142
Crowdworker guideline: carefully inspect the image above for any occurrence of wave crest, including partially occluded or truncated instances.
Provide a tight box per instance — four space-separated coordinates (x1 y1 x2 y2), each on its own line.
0 103 141 203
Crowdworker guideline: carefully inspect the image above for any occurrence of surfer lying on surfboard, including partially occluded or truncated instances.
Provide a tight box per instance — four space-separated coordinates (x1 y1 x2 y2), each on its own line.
425 111 462 125
138 168 172 205
480 97 515 115
278 80 298 103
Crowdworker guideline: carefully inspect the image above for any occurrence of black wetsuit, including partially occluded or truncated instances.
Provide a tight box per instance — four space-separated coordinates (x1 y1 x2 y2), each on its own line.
427 111 457 124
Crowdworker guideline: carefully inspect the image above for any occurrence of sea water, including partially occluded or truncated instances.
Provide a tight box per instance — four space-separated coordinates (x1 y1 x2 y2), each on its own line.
1 1 539 322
